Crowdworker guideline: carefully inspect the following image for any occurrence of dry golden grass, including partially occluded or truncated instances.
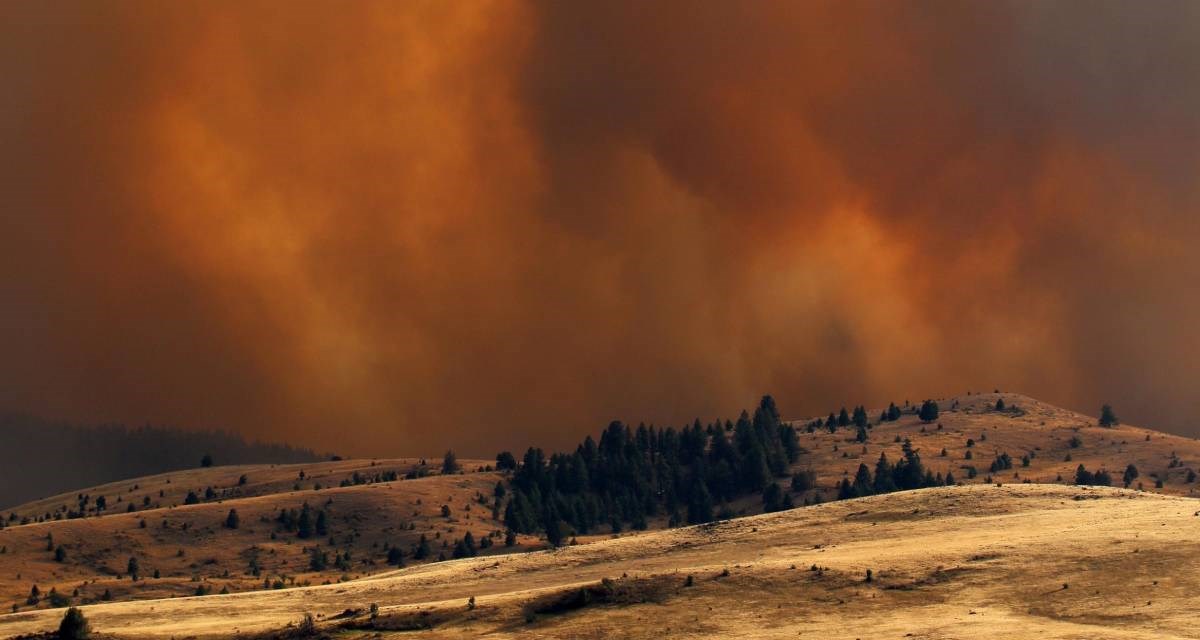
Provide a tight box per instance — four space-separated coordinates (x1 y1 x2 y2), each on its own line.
3 484 1200 639
1 393 1198 638
0 458 523 610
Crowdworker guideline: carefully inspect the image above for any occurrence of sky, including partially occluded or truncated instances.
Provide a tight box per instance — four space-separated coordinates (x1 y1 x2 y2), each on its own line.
2 1 1199 457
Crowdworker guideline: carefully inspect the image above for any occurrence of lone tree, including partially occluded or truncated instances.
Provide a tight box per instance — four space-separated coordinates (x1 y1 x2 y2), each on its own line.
126 557 139 581
224 509 240 529
200 454 213 468
1123 464 1139 488
1099 404 1119 428
58 607 90 640
995 398 1006 411
918 400 939 423
442 450 461 475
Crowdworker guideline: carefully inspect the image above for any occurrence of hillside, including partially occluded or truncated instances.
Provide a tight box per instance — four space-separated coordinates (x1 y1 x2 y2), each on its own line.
0 458 514 611
3 484 1199 639
0 414 321 509
0 392 1198 637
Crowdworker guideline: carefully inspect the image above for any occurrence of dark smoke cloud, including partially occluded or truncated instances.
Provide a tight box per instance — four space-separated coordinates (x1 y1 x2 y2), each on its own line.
1 1 1198 457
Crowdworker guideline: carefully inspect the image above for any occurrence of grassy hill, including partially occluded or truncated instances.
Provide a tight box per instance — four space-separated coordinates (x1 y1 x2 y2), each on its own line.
2 484 1199 639
0 392 1198 638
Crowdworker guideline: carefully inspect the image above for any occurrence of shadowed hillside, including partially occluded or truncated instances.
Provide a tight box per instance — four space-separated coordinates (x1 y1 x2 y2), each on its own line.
0 414 322 509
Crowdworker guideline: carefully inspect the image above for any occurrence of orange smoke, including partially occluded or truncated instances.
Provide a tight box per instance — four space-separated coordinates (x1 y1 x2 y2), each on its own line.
2 1 1199 455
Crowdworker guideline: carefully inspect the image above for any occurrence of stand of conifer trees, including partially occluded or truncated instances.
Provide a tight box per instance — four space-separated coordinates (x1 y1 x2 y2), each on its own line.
500 396 800 543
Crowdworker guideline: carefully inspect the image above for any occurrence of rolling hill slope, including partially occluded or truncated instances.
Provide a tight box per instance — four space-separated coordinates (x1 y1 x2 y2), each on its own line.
3 484 1199 639
0 392 1198 637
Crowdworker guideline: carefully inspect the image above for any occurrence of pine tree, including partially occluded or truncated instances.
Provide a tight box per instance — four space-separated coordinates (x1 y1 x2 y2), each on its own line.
1074 464 1094 485
918 400 939 423
762 484 784 513
297 505 314 539
309 547 328 571
1099 404 1119 428
873 453 897 493
414 534 432 560
836 478 854 500
687 482 714 524
1123 464 1139 488
852 406 869 429
886 402 901 421
225 509 239 529
442 450 461 474
838 408 851 427
852 464 874 497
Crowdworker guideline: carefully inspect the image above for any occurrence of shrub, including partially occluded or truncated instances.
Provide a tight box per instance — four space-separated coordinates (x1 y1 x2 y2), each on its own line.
58 607 90 640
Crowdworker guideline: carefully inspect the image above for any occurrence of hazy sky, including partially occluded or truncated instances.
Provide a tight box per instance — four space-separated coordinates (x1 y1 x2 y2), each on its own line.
2 1 1198 457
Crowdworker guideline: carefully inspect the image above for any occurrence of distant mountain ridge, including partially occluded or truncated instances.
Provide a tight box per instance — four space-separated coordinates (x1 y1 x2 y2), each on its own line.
0 412 322 509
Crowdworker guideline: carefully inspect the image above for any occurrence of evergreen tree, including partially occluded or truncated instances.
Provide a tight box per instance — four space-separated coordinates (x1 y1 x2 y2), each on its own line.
315 510 328 536
200 454 213 468
995 398 1005 411
127 557 139 581
297 505 314 539
225 509 239 529
852 463 874 497
687 482 714 524
873 453 897 493
1123 464 1139 488
495 451 517 471
761 484 784 513
309 547 328 571
836 477 854 500
1099 404 1119 427
918 400 939 423
838 408 851 427
414 534 432 560
886 402 901 421
1074 464 1094 485
852 406 869 429
442 450 461 475
54 545 66 563
779 425 801 463
791 469 816 492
